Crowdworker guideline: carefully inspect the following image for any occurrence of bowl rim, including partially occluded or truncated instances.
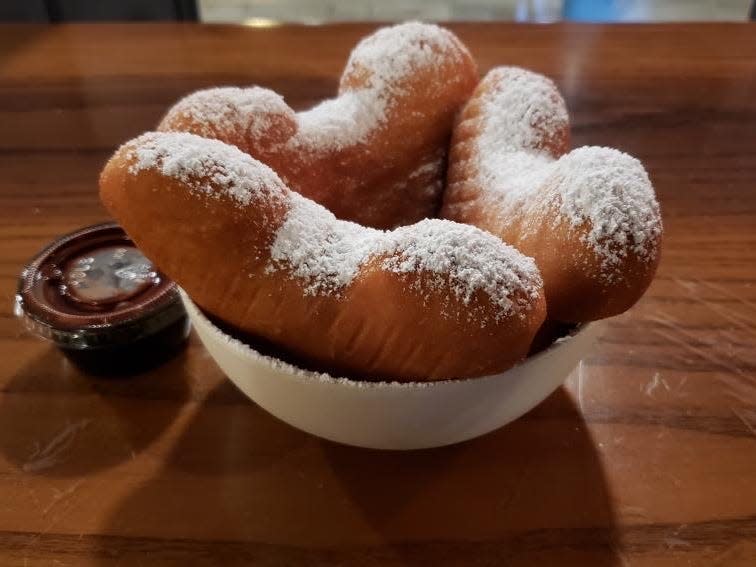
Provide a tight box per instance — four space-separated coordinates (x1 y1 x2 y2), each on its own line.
180 289 592 391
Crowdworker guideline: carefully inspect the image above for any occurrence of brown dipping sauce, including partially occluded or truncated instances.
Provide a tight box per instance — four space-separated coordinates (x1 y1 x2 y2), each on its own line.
16 223 189 375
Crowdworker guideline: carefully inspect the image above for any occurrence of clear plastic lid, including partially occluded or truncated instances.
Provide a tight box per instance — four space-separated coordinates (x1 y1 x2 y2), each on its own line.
15 222 186 350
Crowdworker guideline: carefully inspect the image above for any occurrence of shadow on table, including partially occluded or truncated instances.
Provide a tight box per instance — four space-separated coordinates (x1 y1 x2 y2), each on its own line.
319 386 620 565
0 344 190 477
91 382 620 566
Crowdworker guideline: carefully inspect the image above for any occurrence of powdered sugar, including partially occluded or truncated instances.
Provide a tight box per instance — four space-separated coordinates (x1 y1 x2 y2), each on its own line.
268 194 381 296
480 151 554 205
127 131 286 206
552 147 662 264
342 21 463 88
408 154 444 182
160 23 465 155
383 220 542 318
269 193 542 320
161 87 293 141
478 67 569 154
472 66 662 277
126 131 541 323
291 91 384 152
387 152 445 200
290 22 465 151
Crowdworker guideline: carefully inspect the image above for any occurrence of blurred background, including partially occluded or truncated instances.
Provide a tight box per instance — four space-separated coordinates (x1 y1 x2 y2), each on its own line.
1 0 754 23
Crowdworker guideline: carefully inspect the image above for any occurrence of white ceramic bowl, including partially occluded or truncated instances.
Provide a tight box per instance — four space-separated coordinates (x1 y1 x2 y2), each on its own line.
181 291 599 450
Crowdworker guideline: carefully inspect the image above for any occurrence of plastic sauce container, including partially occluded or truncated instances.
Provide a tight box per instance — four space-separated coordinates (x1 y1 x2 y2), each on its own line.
15 222 189 375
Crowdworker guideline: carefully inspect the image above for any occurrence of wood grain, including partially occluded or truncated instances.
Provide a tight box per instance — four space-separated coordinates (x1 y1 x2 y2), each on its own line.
1 22 756 566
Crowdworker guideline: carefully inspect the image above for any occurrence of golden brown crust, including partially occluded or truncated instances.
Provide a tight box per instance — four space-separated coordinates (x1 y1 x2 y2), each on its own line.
441 67 662 322
158 23 478 230
101 132 546 382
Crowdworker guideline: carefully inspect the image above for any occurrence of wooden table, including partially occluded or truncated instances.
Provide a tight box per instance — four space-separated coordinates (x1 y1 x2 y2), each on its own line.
1 22 756 566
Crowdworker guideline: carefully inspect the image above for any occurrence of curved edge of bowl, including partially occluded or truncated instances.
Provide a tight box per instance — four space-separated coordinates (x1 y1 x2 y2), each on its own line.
181 290 600 449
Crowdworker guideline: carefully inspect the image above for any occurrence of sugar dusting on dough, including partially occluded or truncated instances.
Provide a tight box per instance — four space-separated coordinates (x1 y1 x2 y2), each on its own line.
471 66 662 279
268 194 381 296
161 23 465 154
126 131 542 323
161 87 293 140
292 92 383 152
160 23 465 155
127 131 286 206
478 66 569 154
269 193 542 320
290 22 466 151
390 150 445 197
552 147 662 263
383 220 542 318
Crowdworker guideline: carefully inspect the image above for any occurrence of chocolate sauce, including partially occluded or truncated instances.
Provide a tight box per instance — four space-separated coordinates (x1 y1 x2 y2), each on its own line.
63 246 158 307
15 222 189 375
